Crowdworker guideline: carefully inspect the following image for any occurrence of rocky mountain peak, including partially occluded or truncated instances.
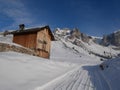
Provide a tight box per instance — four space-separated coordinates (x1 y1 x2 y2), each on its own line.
102 30 120 46
54 28 91 43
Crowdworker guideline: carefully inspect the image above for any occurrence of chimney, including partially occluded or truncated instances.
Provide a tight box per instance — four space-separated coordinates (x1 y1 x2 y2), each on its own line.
19 24 25 30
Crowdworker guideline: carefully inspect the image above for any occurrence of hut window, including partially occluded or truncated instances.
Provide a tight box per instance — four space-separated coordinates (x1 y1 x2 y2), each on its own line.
38 39 47 44
38 39 47 51
43 40 47 44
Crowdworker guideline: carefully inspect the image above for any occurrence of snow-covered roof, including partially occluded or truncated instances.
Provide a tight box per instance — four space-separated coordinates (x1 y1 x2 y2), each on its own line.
10 25 55 40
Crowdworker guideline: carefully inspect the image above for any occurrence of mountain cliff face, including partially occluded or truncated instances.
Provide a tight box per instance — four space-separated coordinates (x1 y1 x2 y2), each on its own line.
54 28 120 48
54 28 91 43
102 30 120 46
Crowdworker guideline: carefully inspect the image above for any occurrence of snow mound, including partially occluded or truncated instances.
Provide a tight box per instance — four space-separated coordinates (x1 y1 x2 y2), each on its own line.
100 58 120 90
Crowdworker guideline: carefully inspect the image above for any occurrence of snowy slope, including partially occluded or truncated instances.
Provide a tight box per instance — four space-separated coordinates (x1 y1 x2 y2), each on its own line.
50 41 102 65
0 35 13 43
0 33 120 90
82 39 119 57
0 52 76 90
100 58 120 90
54 34 120 59
36 58 120 90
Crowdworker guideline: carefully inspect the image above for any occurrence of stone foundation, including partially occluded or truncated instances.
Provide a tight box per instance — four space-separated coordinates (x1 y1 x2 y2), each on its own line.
0 43 36 56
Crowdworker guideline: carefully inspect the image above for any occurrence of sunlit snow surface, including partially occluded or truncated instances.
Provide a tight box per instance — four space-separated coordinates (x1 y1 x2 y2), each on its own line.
37 57 120 90
0 52 76 90
0 35 120 90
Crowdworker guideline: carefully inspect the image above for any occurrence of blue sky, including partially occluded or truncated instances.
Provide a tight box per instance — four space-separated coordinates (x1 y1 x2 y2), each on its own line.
0 0 120 36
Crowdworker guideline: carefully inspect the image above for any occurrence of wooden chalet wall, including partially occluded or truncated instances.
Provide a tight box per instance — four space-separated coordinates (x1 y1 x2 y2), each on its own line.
13 33 37 50
36 28 51 58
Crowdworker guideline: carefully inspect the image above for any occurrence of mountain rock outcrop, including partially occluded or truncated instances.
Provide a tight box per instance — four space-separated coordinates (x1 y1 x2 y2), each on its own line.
54 27 120 47
102 30 120 46
54 28 91 43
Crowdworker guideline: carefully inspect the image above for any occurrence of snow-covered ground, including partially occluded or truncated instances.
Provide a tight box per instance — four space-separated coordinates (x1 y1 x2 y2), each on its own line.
0 51 76 90
50 41 102 65
36 57 120 90
0 34 120 90
60 36 119 58
0 35 13 43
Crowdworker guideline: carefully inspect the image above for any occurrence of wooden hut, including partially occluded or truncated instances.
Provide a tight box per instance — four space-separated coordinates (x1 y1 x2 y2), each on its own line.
11 25 54 59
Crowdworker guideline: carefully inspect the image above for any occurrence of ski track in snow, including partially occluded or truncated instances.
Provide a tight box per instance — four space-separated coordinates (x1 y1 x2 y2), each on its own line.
36 65 111 90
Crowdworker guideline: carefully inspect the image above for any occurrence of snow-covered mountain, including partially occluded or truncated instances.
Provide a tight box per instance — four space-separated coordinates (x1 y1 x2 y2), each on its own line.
53 28 120 60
